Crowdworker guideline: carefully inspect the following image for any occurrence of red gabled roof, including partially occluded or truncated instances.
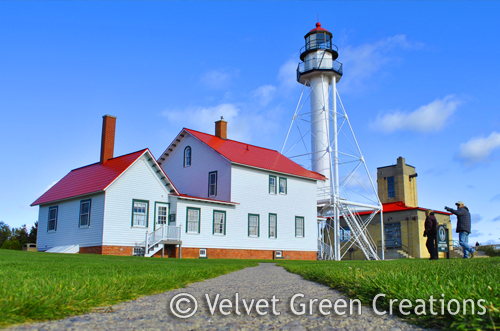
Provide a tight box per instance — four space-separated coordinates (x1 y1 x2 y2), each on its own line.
184 128 326 181
352 201 452 216
31 149 148 206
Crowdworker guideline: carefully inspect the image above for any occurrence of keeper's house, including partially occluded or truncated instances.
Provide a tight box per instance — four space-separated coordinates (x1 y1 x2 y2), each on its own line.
32 116 324 260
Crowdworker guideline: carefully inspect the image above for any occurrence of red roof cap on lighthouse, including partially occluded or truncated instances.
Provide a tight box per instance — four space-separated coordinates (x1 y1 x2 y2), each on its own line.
310 22 329 33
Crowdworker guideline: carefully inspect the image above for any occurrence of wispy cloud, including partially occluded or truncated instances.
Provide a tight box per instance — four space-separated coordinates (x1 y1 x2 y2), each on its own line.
471 214 482 224
491 194 500 203
199 68 239 90
369 95 462 133
251 85 277 107
277 59 299 93
341 34 423 92
456 131 500 165
162 103 250 141
492 215 500 222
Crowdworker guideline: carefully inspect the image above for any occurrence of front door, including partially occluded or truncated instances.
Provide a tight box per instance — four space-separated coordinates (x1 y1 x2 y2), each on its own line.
385 223 401 248
155 203 169 230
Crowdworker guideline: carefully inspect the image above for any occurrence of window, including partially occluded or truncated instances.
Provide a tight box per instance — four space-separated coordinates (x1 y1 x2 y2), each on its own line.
132 200 149 227
48 206 58 232
79 199 91 228
248 214 260 237
213 210 226 235
269 175 277 194
387 176 395 198
295 216 304 237
269 213 277 238
199 249 207 258
208 171 217 197
184 146 192 167
186 207 201 233
279 177 287 194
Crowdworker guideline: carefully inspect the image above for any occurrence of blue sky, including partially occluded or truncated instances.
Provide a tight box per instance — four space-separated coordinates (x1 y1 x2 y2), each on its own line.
1 1 499 245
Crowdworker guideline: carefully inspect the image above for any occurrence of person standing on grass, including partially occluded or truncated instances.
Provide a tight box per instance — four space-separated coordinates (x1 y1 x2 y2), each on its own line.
445 201 475 258
424 209 439 260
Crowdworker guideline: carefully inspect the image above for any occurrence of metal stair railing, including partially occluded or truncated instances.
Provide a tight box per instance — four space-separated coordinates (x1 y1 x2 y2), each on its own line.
339 204 379 260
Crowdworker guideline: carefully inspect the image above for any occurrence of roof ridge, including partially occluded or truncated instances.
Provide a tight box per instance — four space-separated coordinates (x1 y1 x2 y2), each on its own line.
184 128 279 153
70 149 148 172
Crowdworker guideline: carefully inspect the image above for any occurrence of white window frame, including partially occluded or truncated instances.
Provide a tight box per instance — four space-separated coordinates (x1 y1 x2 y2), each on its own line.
132 200 149 227
269 175 277 194
269 213 277 239
295 216 304 238
186 207 201 234
213 210 226 235
279 177 287 194
184 146 192 167
48 206 58 232
248 214 260 237
79 199 91 228
208 171 217 197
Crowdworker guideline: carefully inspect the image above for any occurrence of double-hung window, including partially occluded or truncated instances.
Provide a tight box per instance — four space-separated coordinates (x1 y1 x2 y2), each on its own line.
132 200 149 227
208 171 217 197
269 175 277 194
184 146 192 167
186 207 201 233
269 213 277 238
79 199 91 228
48 206 58 232
213 210 226 235
248 214 260 237
295 216 304 237
279 177 287 194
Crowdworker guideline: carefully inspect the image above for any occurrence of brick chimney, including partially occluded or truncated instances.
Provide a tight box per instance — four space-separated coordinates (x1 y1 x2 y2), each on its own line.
215 116 227 140
100 115 117 163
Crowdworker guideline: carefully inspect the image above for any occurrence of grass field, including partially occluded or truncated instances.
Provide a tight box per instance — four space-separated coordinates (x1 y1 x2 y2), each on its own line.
0 250 258 327
277 258 500 331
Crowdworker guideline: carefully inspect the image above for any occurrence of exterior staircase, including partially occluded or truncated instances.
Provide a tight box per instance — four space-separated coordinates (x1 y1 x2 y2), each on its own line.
383 248 414 260
138 225 181 257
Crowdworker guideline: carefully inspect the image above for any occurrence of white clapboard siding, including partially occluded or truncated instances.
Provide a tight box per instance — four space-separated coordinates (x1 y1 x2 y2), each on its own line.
178 164 318 252
160 134 231 201
36 192 105 251
103 155 170 247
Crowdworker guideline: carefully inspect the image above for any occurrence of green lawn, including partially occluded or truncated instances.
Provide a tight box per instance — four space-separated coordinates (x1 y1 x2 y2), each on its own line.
0 250 258 327
277 258 500 331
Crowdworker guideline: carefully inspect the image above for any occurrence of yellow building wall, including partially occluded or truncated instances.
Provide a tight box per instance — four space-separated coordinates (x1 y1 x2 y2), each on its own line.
340 210 452 260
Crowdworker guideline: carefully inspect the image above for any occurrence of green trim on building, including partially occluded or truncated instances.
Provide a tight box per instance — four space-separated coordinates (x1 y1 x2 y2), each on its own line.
186 207 201 233
248 213 260 237
269 213 277 238
269 175 277 194
295 216 305 237
212 210 226 235
131 199 149 228
279 177 287 194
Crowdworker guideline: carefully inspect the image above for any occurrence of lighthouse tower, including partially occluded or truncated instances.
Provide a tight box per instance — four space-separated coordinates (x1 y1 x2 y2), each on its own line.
297 22 343 201
283 22 382 261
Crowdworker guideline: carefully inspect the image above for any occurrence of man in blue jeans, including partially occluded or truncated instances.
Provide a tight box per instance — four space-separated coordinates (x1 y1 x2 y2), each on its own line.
445 201 475 258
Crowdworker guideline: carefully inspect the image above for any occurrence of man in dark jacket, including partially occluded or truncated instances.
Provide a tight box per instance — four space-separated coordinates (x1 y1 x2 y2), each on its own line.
424 210 438 260
445 201 475 258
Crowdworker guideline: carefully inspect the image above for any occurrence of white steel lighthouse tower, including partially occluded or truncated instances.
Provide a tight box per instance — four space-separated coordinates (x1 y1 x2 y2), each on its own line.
282 23 383 261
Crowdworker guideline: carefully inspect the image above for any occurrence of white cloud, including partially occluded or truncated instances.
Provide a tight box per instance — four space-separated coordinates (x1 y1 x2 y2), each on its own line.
456 131 500 165
277 59 299 93
251 85 277 107
199 69 239 90
341 34 423 92
369 95 462 133
162 103 251 142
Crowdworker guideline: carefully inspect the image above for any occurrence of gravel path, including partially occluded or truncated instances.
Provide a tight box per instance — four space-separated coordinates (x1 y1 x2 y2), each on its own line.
9 263 430 331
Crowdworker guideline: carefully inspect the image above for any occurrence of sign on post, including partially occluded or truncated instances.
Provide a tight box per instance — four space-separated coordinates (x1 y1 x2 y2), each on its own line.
437 225 448 252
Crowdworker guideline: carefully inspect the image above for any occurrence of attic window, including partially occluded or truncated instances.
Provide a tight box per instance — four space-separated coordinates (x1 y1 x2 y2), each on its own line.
184 146 192 167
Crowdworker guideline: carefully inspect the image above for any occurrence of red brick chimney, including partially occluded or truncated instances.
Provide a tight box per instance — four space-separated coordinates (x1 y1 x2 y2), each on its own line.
215 116 227 140
100 115 117 163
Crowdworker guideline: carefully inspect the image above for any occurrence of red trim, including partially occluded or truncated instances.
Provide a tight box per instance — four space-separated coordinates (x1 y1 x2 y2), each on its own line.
352 201 452 216
172 193 239 205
